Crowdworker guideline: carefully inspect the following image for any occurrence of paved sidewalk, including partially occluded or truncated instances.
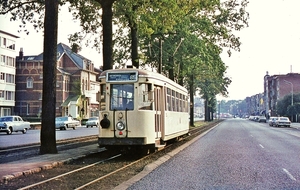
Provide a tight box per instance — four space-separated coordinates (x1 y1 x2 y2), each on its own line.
291 122 300 129
0 144 101 183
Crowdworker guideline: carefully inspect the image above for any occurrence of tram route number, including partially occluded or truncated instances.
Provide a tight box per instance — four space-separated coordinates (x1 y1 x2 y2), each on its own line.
107 72 138 82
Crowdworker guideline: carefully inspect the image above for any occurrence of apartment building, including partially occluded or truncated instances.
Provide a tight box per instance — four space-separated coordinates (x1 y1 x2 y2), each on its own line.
0 30 19 116
15 43 101 119
264 72 300 117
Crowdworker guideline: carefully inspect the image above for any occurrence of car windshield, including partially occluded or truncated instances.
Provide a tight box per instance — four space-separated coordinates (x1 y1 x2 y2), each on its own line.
56 117 68 121
89 118 98 121
0 117 13 122
280 118 289 121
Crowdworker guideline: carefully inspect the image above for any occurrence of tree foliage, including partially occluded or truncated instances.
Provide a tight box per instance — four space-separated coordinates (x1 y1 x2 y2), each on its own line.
1 0 250 126
277 93 300 117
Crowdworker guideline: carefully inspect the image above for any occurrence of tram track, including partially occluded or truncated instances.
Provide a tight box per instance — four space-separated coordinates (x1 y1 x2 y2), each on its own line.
0 135 98 163
1 120 221 189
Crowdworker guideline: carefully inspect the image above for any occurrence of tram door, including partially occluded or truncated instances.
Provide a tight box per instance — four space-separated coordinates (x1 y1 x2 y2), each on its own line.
154 86 164 139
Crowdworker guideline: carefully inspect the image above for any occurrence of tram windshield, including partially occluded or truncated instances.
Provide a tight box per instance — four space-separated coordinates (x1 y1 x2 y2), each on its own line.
110 84 134 110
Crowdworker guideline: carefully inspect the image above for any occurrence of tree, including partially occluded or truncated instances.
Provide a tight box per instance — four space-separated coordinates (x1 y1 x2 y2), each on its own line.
277 93 300 121
40 0 59 154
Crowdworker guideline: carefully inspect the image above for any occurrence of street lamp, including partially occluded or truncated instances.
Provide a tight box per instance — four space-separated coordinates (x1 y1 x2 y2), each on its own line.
283 80 293 106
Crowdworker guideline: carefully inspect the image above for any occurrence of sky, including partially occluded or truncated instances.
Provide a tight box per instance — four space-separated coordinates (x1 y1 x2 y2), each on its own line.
1 0 300 101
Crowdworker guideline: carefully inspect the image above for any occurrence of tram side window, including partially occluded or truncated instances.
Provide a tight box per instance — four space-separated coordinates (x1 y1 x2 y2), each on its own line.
110 84 134 110
172 90 176 111
166 88 171 111
176 92 180 112
179 93 182 112
100 84 106 111
183 95 187 112
138 83 152 110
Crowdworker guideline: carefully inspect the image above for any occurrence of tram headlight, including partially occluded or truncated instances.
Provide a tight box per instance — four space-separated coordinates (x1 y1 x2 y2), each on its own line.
116 121 125 131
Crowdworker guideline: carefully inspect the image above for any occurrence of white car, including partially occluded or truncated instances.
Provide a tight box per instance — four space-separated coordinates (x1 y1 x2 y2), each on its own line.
86 117 99 128
274 117 291 127
55 116 80 130
0 116 31 135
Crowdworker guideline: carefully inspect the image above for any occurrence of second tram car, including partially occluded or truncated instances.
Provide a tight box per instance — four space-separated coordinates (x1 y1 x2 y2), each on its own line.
97 68 189 153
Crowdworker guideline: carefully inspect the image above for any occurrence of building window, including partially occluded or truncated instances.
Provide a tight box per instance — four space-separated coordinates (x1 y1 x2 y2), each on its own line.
0 90 4 98
0 55 5 65
0 72 4 81
5 91 14 100
27 77 33 88
5 74 15 83
6 56 15 67
2 108 11 116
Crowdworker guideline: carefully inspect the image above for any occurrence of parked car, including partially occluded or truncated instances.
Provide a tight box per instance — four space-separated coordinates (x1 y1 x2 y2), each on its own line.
258 116 267 123
86 117 99 128
268 117 277 126
0 116 31 135
55 116 80 130
274 117 291 127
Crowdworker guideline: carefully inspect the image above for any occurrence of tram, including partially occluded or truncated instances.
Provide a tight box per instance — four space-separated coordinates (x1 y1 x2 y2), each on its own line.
97 68 189 153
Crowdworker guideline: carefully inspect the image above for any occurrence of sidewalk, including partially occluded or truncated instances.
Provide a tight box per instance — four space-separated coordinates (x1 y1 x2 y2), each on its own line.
0 144 101 183
291 122 300 129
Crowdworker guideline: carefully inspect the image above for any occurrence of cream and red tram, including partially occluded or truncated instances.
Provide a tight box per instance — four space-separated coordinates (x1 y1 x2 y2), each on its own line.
98 68 189 152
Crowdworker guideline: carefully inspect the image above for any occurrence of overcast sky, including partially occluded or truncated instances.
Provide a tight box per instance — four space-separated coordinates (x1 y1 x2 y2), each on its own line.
1 0 300 101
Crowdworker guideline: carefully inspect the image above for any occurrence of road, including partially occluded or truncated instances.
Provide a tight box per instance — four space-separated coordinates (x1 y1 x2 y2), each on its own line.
129 119 300 189
0 126 99 148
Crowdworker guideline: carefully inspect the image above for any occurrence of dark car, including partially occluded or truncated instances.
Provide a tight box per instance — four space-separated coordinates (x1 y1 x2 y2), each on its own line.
268 117 277 126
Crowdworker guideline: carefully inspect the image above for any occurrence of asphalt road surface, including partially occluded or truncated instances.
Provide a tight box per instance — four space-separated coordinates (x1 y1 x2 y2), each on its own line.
0 126 98 148
129 118 300 189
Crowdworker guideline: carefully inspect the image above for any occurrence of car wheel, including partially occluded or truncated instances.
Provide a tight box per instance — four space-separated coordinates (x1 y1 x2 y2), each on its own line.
7 128 12 135
73 126 76 130
86 125 89 128
22 128 27 134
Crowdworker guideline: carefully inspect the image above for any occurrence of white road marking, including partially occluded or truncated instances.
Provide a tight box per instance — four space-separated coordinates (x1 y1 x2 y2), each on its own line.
283 168 296 181
259 144 264 149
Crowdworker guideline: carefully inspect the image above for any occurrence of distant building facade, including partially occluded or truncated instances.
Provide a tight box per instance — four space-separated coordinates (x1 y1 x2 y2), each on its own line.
0 30 18 116
264 72 300 117
15 43 101 119
246 93 264 116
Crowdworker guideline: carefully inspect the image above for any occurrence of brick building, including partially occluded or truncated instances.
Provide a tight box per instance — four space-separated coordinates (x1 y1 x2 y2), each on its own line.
0 30 19 116
15 43 101 119
264 72 300 117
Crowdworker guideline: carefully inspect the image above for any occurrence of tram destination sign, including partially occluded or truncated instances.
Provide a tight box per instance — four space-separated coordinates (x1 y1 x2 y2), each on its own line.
106 71 138 82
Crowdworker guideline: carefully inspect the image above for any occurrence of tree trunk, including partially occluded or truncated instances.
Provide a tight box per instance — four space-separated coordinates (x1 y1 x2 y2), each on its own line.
40 0 58 154
100 0 115 71
129 5 139 68
168 56 174 81
204 98 209 121
189 74 194 127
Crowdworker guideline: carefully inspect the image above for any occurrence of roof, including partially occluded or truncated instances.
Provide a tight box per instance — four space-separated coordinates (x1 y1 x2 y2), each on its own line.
0 30 19 38
61 95 80 107
17 43 91 70
57 67 71 75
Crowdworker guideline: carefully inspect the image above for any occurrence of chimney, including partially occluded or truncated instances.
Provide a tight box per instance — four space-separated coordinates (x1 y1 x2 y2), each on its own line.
19 48 24 60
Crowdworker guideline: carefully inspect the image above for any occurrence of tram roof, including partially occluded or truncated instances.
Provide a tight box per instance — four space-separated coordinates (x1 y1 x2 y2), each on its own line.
100 68 187 92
